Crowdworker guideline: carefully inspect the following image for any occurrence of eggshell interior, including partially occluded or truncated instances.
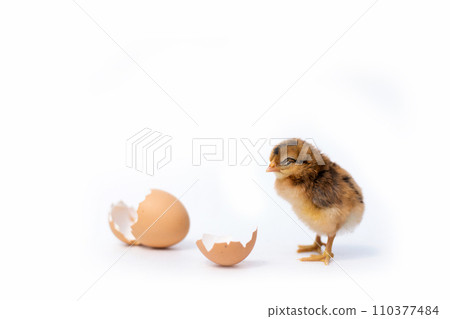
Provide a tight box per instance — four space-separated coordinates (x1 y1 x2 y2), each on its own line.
201 234 233 251
196 229 257 266
109 201 138 245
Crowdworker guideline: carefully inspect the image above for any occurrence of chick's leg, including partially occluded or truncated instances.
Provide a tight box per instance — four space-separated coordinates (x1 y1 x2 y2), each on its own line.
297 235 325 254
300 234 336 265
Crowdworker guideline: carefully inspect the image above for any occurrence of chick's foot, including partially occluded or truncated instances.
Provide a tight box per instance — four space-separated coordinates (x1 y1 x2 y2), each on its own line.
299 250 334 265
297 244 322 254
297 235 324 254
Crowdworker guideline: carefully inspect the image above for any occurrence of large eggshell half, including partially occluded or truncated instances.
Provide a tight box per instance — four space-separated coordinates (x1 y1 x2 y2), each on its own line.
109 201 138 245
196 229 257 266
131 189 190 248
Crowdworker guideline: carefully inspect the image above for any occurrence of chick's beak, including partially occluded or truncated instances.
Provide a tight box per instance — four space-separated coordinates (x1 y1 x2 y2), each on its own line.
266 162 280 172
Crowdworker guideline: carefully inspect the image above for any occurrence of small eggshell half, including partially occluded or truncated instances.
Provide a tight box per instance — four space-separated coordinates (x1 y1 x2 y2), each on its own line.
109 201 138 245
196 229 257 266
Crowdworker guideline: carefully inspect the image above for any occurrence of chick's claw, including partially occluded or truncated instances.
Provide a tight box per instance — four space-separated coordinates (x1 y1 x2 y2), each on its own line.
299 251 334 265
297 244 322 254
297 235 325 253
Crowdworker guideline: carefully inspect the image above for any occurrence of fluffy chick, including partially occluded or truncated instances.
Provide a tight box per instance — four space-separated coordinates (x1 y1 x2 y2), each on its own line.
267 138 364 265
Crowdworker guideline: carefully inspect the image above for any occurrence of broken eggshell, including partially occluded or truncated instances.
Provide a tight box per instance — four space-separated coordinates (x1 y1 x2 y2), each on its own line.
109 189 190 248
109 201 138 245
196 229 257 266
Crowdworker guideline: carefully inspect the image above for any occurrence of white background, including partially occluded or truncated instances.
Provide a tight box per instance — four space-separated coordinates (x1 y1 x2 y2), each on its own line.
1 0 450 318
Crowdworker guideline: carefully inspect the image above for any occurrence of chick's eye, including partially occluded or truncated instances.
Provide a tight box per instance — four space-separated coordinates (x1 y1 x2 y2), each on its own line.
280 157 297 166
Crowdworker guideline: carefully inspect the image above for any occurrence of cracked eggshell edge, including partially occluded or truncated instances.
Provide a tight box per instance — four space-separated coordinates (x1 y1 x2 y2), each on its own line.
108 201 140 246
196 229 257 266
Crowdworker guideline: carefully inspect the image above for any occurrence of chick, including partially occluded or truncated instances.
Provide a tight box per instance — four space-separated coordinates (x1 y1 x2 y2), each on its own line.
267 138 364 265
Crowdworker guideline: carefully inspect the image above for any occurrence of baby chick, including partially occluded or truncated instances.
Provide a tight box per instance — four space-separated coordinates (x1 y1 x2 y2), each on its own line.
267 138 364 265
